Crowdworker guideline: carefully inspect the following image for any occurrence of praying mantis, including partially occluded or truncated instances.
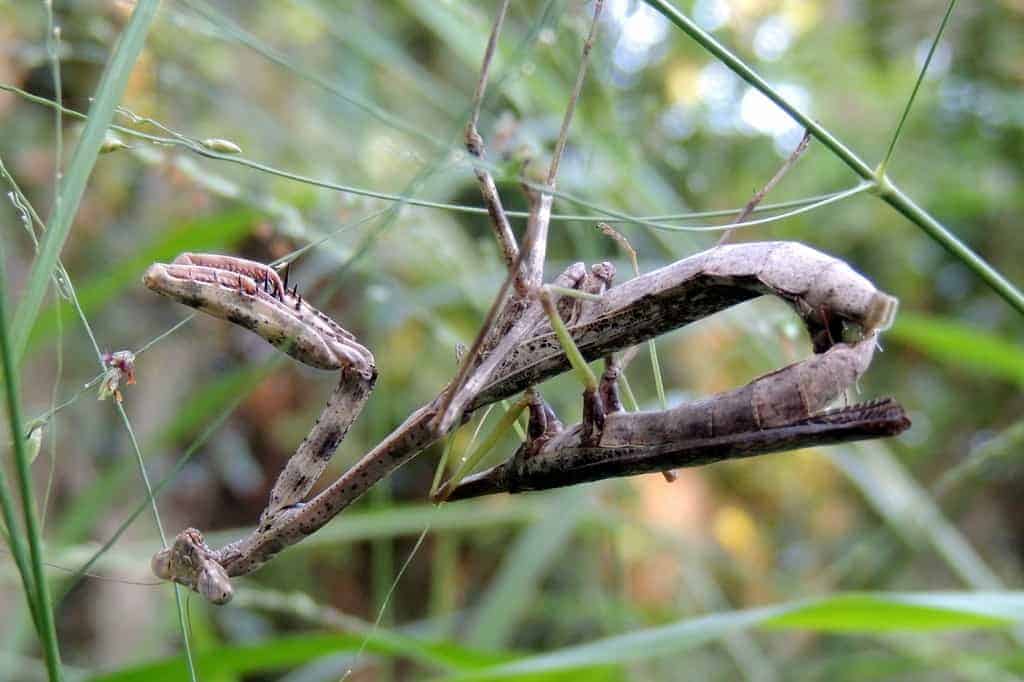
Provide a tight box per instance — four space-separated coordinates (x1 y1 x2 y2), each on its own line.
146 1 909 604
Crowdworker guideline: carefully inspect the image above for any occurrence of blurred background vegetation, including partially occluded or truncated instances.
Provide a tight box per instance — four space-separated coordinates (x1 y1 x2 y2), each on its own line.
1 0 1023 680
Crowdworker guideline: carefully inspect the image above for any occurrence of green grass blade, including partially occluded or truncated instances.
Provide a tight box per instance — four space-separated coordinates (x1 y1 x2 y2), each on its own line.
455 606 770 679
889 313 1024 388
830 442 1004 591
935 418 1024 496
455 592 1024 679
10 0 161 365
444 401 526 496
0 246 62 677
468 490 586 650
879 0 959 173
234 589 515 672
88 630 509 682
0 338 44 639
648 341 667 410
761 593 1011 631
540 293 597 391
27 209 255 352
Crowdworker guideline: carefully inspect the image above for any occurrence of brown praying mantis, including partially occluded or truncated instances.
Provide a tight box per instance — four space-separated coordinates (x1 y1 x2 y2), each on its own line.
146 1 909 604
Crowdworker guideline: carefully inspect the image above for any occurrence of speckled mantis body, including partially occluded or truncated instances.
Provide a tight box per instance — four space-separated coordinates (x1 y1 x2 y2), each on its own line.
146 1 908 604
146 242 907 603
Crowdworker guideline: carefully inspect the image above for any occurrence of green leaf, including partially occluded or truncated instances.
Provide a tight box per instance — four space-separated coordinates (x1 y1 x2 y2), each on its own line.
453 592 1024 679
155 361 276 446
28 208 255 352
889 313 1024 388
25 425 42 465
88 631 506 682
761 593 1011 631
468 490 586 650
452 608 767 679
10 0 162 366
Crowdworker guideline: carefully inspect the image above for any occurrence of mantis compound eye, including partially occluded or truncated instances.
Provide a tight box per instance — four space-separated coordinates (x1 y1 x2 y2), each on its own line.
150 548 173 581
198 564 233 605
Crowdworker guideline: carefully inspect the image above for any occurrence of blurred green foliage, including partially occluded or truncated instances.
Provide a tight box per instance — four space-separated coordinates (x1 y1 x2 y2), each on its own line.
1 0 1023 680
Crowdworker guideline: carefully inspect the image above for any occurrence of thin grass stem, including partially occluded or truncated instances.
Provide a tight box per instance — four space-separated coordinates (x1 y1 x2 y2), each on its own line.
540 289 598 393
879 0 959 174
442 399 528 500
113 401 197 680
1 84 863 229
618 373 640 412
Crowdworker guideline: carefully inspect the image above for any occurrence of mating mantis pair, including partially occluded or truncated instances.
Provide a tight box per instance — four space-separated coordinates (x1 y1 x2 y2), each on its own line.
146 1 909 604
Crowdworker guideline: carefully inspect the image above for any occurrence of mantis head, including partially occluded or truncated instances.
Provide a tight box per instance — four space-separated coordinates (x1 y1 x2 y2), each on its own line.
152 528 233 605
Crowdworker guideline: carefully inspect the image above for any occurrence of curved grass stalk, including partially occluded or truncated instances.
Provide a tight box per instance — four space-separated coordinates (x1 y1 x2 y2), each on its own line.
1 84 860 229
642 0 1024 315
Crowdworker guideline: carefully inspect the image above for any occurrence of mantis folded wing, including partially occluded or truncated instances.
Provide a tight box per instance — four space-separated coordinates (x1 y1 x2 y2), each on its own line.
144 241 908 604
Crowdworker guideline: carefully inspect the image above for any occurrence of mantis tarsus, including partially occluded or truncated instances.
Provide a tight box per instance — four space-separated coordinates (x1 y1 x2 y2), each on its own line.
147 1 909 604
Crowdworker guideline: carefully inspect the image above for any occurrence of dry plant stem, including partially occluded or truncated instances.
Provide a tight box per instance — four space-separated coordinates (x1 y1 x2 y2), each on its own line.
435 180 560 433
466 0 518 270
514 0 604 289
514 188 554 296
437 0 604 431
435 241 579 437
547 0 604 185
718 129 812 245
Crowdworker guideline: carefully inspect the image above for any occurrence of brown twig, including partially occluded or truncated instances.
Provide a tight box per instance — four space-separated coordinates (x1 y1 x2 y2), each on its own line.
465 0 518 270
438 0 606 430
717 128 812 245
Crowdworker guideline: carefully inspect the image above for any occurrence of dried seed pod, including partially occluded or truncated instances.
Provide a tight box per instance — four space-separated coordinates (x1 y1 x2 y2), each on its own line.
99 133 130 154
98 350 136 402
200 138 243 154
